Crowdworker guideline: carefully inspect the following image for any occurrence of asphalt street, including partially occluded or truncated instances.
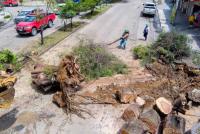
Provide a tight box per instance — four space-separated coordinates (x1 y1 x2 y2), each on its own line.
0 5 63 52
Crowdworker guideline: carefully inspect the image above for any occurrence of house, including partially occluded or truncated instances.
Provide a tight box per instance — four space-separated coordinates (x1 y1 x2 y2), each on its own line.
179 0 200 16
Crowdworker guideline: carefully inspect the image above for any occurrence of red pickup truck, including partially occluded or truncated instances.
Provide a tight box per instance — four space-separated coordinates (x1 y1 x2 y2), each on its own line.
16 13 56 36
1 0 18 7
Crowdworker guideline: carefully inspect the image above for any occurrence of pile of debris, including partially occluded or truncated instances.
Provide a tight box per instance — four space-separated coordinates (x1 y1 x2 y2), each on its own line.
0 70 17 108
84 61 200 133
31 57 200 132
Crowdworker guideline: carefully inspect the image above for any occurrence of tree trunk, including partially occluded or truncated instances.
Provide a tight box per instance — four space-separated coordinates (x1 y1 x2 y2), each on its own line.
118 119 149 134
163 114 186 134
139 109 161 134
64 19 67 31
90 9 94 15
70 17 73 29
40 26 44 45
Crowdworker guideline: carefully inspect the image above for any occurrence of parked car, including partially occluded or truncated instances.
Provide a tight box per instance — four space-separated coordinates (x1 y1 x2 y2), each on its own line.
142 2 156 16
14 8 41 24
1 0 18 7
16 13 56 36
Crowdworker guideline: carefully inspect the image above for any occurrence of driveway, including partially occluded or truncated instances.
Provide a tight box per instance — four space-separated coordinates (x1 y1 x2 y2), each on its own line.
0 0 159 134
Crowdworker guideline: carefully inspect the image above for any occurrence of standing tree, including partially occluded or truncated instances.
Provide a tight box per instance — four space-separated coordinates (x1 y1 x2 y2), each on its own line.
60 0 77 30
79 0 100 15
37 0 56 45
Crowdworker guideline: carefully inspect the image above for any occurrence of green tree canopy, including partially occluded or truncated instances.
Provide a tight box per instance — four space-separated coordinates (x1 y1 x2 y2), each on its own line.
60 0 77 18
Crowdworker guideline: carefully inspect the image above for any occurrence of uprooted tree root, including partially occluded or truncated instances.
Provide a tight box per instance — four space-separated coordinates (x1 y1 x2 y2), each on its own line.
54 55 93 118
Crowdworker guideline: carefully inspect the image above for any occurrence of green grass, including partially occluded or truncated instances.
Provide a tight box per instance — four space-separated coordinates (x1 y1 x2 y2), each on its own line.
19 22 84 56
0 49 22 72
80 5 111 20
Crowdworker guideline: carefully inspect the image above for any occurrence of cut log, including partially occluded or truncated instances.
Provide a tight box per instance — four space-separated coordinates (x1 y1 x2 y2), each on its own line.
188 88 200 103
136 97 145 106
121 104 142 121
118 119 149 134
156 97 172 115
115 88 136 104
163 114 186 134
141 95 155 112
139 109 161 134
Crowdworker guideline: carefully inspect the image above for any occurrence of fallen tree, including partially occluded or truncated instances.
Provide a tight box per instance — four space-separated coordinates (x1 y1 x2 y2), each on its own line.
53 55 86 117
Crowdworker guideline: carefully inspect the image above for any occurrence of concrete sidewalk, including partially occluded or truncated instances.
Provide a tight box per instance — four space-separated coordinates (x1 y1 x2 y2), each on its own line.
156 0 200 50
175 11 200 50
156 0 172 32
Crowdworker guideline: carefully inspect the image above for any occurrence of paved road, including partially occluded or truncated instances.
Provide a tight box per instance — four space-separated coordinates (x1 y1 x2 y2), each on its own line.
0 0 159 133
0 6 63 52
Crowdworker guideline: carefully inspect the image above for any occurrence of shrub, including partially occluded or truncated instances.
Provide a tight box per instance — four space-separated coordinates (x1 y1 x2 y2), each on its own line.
4 15 11 19
192 51 200 67
133 45 149 59
73 41 127 80
152 31 191 63
133 32 191 64
0 49 21 71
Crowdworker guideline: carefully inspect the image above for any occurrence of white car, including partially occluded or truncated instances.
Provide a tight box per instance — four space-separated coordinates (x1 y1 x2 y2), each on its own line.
142 2 156 16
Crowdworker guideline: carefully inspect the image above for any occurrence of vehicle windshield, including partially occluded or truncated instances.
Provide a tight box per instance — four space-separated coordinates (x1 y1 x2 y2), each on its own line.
18 11 29 16
24 16 36 22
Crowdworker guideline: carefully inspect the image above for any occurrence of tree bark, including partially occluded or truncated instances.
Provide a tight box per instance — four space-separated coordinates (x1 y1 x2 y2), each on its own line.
163 114 186 134
64 19 67 31
139 109 161 134
70 17 73 29
40 26 44 45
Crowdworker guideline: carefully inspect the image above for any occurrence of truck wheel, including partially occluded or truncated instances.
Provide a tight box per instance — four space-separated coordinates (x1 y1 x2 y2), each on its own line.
48 20 53 28
9 3 13 7
31 28 37 36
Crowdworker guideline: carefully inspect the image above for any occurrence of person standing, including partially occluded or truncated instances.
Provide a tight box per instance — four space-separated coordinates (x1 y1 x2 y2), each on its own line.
143 24 149 41
189 14 195 25
119 29 129 49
